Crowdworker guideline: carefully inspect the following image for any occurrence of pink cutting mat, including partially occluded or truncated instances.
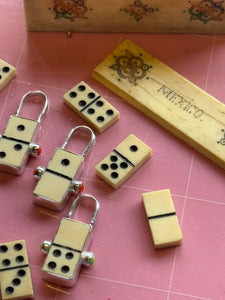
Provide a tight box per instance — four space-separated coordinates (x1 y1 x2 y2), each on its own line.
0 1 225 300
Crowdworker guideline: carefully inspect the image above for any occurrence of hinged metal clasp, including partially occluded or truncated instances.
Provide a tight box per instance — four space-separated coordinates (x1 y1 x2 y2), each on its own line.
61 125 95 159
40 194 100 288
67 194 100 229
33 126 95 211
15 90 49 124
0 91 49 175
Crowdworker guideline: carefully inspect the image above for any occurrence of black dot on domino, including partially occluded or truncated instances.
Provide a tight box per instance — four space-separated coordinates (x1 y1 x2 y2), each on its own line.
5 286 14 295
0 151 6 158
88 92 95 99
120 162 128 169
69 91 77 98
106 109 114 116
110 163 118 170
16 255 24 263
79 100 86 107
14 243 23 251
130 145 138 152
14 144 23 151
53 249 61 257
87 108 95 114
101 163 109 171
111 172 119 179
96 100 103 107
110 155 118 162
17 269 26 277
97 116 105 123
2 66 10 73
0 245 8 253
12 278 21 286
78 85 86 92
61 265 70 273
17 124 25 131
2 259 10 266
48 261 56 269
66 252 74 260
61 158 70 166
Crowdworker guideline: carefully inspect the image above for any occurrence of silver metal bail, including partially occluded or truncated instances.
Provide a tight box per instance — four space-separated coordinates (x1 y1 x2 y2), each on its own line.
61 125 95 158
15 91 49 124
67 194 100 229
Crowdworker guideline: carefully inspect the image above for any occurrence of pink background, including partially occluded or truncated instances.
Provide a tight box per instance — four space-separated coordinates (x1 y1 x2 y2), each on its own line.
0 1 225 299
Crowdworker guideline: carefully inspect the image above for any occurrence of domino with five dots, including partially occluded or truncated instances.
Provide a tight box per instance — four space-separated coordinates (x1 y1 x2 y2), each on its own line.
95 134 152 189
0 240 34 299
0 59 16 92
63 81 120 133
142 189 182 249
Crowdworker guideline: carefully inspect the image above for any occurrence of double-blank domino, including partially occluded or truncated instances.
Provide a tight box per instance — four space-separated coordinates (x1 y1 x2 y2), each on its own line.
0 59 16 91
64 81 119 133
95 134 152 189
142 189 182 249
0 240 34 299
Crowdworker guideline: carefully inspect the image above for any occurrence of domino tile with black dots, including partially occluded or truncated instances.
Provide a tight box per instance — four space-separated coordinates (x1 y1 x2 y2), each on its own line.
0 59 16 91
95 133 152 189
0 240 34 300
63 81 119 133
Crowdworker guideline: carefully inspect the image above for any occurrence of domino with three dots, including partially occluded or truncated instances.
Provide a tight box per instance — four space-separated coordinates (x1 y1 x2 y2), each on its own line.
0 60 16 92
95 134 152 189
63 81 119 133
0 240 34 299
142 189 182 249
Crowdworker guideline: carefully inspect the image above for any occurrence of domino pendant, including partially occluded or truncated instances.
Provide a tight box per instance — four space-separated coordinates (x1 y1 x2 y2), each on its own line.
0 91 48 175
0 240 34 300
63 81 120 133
40 194 100 288
142 189 182 249
92 39 225 170
95 134 152 189
0 59 16 92
33 125 95 211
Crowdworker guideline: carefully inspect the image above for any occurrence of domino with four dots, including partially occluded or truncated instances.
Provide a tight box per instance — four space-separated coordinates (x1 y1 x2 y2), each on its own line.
0 240 34 299
63 81 119 133
95 134 152 189
142 189 182 249
0 59 16 92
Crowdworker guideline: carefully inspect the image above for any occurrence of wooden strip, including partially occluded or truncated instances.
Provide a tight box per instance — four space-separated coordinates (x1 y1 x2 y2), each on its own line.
23 0 225 33
92 39 225 170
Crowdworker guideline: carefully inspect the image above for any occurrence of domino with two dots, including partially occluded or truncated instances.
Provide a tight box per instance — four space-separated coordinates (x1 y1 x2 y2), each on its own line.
142 189 182 249
63 81 120 133
0 240 34 300
0 59 16 92
95 134 152 189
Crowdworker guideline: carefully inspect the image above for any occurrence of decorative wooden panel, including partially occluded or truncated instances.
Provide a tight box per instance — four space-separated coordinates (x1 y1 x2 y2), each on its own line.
23 0 225 33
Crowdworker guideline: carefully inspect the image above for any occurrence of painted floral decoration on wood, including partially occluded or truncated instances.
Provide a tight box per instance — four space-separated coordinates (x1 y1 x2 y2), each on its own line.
188 0 224 23
120 1 158 21
52 0 89 21
110 50 151 84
